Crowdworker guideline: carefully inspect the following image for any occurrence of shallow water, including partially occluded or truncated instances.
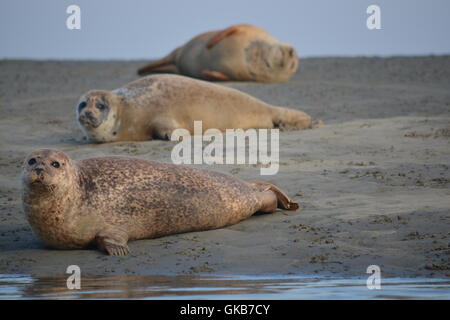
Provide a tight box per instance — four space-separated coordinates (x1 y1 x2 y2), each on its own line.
0 274 449 299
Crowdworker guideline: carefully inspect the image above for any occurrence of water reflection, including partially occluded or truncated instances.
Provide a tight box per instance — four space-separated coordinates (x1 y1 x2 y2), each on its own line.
0 274 449 299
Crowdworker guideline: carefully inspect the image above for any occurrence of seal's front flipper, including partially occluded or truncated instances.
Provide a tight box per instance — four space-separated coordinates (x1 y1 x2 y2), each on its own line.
101 242 130 256
95 229 130 256
248 181 299 211
207 26 240 49
201 70 230 81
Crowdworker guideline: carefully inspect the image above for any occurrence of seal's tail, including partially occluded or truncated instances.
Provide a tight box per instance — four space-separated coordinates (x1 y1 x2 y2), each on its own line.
271 106 313 130
137 47 180 76
248 181 299 211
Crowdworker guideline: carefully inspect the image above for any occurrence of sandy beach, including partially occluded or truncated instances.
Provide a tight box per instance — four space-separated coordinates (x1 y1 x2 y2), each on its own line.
0 57 449 279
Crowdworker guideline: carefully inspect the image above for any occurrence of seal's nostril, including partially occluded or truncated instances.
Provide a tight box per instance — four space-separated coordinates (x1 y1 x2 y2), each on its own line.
34 168 44 174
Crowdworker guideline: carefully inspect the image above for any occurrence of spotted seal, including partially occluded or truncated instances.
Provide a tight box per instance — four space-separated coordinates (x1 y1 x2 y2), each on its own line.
21 149 299 255
77 74 313 143
138 24 299 82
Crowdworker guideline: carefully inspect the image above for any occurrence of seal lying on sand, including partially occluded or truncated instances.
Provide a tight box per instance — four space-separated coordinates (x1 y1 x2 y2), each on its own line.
77 74 313 143
137 24 299 82
21 149 299 255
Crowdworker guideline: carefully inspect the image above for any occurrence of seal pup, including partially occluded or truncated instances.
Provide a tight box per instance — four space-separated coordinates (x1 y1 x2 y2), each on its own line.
77 74 313 143
137 24 299 82
21 149 299 255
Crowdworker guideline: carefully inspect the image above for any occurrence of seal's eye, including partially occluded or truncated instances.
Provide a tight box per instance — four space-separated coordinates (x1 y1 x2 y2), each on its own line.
78 101 87 111
51 161 60 168
28 158 36 166
96 102 107 111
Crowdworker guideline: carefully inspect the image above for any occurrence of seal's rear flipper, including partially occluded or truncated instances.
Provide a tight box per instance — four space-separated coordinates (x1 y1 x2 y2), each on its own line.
140 64 179 75
137 61 177 75
314 120 325 127
137 48 180 76
248 181 299 211
272 106 312 130
201 70 230 81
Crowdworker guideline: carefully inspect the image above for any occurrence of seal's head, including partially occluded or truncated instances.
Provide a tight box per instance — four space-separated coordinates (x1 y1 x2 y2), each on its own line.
21 149 75 194
77 90 122 143
21 149 90 249
245 41 299 82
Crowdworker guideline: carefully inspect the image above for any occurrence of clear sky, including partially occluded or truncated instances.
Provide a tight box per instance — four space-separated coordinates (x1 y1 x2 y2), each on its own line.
1 0 449 59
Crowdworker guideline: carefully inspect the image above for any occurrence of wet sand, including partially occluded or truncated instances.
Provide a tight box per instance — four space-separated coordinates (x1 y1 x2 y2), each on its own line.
0 57 449 278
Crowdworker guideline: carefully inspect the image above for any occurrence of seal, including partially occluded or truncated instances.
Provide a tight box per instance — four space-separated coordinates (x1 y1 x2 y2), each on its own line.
21 149 299 255
137 24 299 82
77 74 313 143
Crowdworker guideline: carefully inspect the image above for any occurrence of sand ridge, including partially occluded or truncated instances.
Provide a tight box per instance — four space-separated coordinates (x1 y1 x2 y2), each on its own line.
0 57 449 278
